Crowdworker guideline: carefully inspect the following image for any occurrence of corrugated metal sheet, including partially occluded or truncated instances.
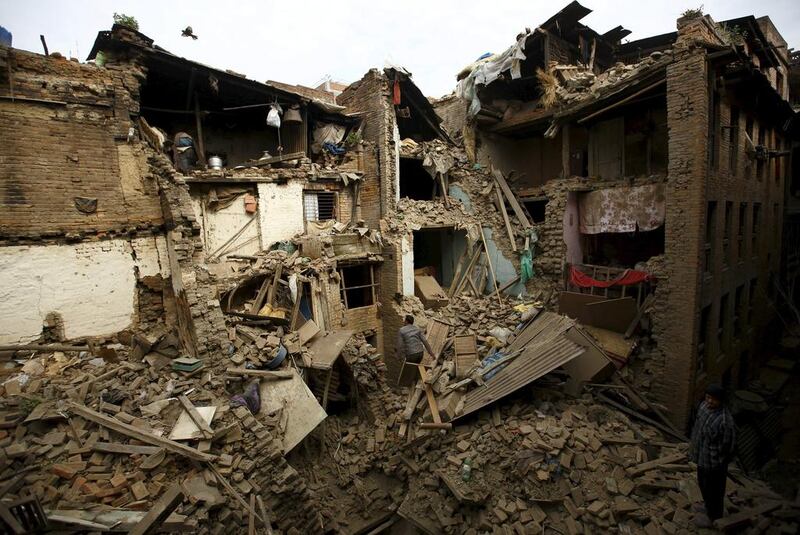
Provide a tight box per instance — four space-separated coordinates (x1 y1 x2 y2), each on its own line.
455 313 585 419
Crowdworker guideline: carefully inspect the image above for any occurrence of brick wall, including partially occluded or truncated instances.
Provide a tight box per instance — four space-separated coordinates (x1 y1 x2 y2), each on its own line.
651 48 710 429
339 70 397 221
432 94 467 140
0 48 162 239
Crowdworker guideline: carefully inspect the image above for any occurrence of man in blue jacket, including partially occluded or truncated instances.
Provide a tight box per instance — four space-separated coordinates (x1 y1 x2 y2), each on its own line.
690 383 736 528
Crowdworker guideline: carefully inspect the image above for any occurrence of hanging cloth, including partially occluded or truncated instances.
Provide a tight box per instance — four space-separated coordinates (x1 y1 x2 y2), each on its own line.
393 79 402 105
568 265 653 288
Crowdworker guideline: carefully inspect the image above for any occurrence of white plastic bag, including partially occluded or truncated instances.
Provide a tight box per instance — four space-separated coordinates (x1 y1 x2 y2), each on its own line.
266 105 281 128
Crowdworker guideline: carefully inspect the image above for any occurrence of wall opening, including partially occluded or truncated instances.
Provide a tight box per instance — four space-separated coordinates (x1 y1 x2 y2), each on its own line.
399 157 435 200
412 227 468 288
339 264 378 309
581 226 665 268
522 198 548 223
304 191 336 222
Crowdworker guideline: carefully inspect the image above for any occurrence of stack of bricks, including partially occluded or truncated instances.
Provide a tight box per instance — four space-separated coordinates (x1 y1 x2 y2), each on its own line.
226 406 324 534
150 152 228 359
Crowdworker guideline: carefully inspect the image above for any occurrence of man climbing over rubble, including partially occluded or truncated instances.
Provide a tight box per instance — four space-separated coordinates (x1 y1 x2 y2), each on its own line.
689 383 736 528
397 314 433 366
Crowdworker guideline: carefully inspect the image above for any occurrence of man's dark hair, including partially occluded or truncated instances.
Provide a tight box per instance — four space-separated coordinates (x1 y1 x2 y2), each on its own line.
705 383 724 401
405 314 414 324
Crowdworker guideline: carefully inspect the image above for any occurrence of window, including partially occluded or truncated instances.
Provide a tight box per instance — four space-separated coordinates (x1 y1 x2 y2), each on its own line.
723 201 732 267
709 89 721 170
523 198 548 223
745 117 754 180
303 191 336 222
748 278 757 324
729 107 739 177
775 136 782 183
756 125 766 181
697 305 711 375
339 264 379 309
752 203 761 255
737 203 746 261
773 203 780 250
734 285 744 337
718 294 729 356
704 201 717 275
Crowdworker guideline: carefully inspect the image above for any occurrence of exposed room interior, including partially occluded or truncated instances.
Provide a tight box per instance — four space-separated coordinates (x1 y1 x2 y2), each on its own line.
412 227 468 288
399 158 436 200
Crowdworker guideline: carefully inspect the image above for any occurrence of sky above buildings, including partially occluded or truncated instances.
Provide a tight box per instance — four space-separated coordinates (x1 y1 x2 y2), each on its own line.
3 0 799 98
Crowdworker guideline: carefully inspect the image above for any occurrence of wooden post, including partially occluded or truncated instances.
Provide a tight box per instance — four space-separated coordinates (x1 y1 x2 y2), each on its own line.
321 368 334 410
479 228 503 306
561 123 571 178
495 183 517 252
194 93 206 166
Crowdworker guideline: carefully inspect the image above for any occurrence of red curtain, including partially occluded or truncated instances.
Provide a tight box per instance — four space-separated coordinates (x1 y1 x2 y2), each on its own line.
569 265 652 288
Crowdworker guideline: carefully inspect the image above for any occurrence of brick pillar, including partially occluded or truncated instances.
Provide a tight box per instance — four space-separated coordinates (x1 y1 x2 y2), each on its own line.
655 48 710 430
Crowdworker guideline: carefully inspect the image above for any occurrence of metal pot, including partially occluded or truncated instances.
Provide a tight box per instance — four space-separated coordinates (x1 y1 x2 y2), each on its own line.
208 155 223 169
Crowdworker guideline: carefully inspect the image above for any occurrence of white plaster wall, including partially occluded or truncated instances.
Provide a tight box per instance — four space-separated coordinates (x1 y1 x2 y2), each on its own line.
257 181 305 249
190 193 260 257
0 236 169 344
401 235 414 297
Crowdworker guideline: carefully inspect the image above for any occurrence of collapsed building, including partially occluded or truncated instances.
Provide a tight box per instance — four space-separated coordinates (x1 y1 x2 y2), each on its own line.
0 3 798 534
444 2 798 430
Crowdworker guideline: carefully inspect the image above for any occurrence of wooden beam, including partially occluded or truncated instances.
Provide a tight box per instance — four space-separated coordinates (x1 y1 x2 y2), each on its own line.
194 92 206 165
495 183 517 252
249 273 272 315
321 368 334 410
577 79 665 124
178 395 214 440
417 365 442 424
67 403 214 462
479 228 503 306
265 262 283 308
0 344 90 352
256 496 274 535
92 442 161 456
289 282 303 331
225 368 293 379
418 422 452 430
129 482 185 535
492 169 531 229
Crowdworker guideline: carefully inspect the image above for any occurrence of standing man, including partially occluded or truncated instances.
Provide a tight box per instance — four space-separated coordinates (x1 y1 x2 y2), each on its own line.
397 315 433 371
689 384 736 528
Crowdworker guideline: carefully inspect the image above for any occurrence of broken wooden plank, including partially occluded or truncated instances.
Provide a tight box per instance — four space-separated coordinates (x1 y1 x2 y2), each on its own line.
625 294 655 338
178 395 214 440
248 494 256 535
453 334 479 379
128 482 185 535
418 422 452 430
265 262 283 308
495 182 517 251
0 344 90 352
249 275 272 315
492 169 531 229
225 368 293 379
417 365 442 424
596 392 685 442
714 501 782 531
627 453 685 477
479 227 503 306
92 442 161 456
256 496 274 535
67 402 214 462
209 465 263 524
